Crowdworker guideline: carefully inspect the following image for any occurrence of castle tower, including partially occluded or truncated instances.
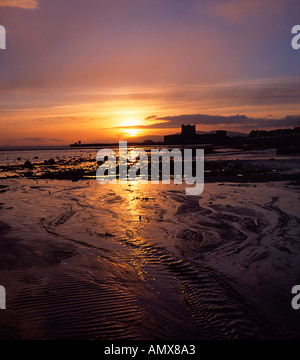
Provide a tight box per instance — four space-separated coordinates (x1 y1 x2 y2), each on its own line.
181 124 196 137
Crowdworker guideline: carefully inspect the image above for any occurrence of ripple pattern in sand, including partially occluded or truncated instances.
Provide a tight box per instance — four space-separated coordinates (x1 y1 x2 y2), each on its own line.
0 180 299 339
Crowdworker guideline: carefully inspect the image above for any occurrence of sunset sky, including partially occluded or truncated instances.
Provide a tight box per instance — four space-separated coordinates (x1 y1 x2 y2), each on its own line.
0 0 299 146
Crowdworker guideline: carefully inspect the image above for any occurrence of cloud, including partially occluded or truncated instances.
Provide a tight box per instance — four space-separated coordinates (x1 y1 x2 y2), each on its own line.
111 114 300 132
14 137 63 143
0 0 39 9
154 114 300 131
145 115 157 121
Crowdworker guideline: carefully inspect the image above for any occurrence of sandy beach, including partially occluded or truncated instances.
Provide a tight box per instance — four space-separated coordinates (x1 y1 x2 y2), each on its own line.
0 159 299 339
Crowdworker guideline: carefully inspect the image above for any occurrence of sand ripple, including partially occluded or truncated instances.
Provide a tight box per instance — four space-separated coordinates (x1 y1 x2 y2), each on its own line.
0 179 299 339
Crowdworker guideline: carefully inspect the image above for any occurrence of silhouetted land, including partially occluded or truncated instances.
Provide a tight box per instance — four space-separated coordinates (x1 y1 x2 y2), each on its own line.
70 126 300 155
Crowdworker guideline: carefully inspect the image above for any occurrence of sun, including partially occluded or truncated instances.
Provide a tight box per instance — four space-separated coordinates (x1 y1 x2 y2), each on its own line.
125 128 140 137
120 118 141 137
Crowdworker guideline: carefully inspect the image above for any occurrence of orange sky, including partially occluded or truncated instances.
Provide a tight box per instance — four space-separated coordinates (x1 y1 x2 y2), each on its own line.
0 0 299 146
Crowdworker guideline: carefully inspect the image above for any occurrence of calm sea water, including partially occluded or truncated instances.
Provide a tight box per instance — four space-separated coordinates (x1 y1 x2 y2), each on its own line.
0 147 288 166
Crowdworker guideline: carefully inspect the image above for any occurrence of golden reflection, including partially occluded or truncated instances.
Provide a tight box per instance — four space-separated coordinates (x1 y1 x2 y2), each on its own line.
122 182 149 281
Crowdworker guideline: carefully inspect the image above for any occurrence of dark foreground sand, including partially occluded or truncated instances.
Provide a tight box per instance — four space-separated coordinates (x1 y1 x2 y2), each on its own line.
0 178 299 339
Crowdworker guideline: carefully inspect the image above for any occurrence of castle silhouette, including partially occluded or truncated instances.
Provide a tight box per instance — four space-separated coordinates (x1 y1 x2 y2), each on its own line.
164 125 227 145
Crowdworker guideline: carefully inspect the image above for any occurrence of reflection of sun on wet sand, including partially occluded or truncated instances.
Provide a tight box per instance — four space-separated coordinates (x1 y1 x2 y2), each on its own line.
0 174 299 339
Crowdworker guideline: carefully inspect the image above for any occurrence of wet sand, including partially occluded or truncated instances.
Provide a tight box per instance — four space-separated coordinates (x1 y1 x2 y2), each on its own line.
0 177 299 339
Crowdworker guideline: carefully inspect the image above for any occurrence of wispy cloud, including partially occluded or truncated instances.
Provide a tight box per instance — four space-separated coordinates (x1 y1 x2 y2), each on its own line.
0 0 40 9
9 137 64 143
111 114 300 132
